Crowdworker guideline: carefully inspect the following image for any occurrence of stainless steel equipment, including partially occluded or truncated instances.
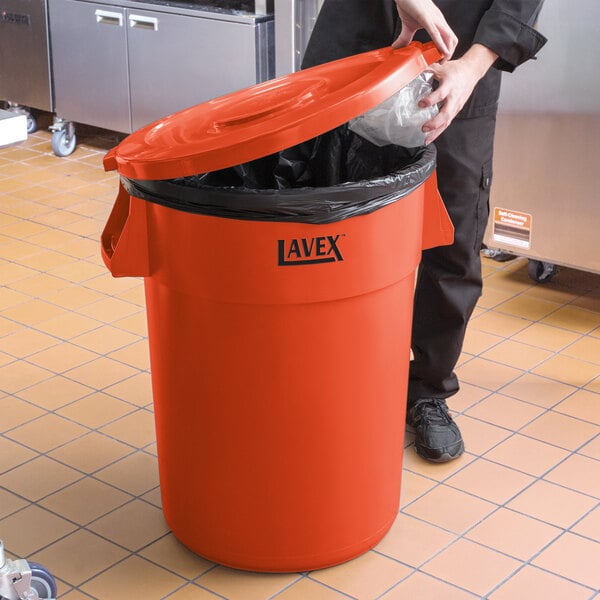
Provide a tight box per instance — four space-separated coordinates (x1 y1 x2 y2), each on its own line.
46 0 273 156
0 539 57 600
486 113 600 281
1 0 317 158
484 0 600 281
0 0 53 133
274 0 323 76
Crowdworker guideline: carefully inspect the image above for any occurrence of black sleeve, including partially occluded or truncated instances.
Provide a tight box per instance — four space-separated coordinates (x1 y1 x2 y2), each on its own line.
473 0 547 72
301 0 398 68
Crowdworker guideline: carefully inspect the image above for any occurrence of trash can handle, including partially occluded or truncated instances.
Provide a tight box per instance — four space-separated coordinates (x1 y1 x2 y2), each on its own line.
210 81 326 132
422 172 454 250
421 42 444 66
101 182 151 277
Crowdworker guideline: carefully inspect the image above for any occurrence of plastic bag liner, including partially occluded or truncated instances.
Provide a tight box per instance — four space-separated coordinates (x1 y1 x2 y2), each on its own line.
120 124 436 225
348 72 439 148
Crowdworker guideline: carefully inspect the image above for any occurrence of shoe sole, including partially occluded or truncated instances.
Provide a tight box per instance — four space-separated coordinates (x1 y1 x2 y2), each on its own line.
414 441 465 463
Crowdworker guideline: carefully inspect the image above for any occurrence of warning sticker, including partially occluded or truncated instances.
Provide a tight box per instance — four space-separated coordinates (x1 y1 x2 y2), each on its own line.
492 207 532 249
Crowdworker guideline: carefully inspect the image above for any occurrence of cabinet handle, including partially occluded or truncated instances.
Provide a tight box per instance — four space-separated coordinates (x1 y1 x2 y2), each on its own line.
95 9 124 26
129 14 159 31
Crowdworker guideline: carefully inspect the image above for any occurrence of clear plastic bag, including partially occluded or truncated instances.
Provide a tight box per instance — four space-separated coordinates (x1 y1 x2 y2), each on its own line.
348 71 438 148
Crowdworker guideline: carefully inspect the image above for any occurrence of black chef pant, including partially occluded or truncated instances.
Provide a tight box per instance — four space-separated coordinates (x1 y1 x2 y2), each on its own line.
408 113 497 401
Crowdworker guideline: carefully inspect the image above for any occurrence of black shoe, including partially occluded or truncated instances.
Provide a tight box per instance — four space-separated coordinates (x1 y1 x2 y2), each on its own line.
407 398 464 463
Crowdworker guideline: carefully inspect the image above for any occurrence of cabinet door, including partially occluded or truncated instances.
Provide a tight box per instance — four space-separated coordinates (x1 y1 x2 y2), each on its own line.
0 0 53 111
127 10 261 131
49 0 131 132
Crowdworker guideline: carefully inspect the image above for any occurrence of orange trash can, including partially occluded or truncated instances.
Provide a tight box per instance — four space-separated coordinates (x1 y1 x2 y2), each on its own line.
101 42 453 572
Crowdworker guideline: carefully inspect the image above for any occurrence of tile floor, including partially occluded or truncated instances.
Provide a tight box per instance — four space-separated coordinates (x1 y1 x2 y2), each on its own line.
1 117 599 599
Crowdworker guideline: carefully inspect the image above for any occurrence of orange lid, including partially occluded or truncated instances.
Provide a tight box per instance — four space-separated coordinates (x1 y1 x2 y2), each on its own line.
104 42 441 180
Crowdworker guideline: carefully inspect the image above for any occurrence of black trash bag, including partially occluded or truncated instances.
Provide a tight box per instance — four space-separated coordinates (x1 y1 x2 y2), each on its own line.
274 124 422 188
120 125 435 224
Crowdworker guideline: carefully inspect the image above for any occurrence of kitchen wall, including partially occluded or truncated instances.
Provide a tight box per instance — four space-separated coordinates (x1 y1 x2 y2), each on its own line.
498 0 600 113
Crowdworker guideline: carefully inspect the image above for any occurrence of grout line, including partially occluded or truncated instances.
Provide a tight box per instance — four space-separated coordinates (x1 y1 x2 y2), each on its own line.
375 567 479 599
1 134 599 599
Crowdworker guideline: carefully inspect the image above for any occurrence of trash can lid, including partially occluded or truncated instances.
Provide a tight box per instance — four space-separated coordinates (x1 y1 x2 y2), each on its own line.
104 42 441 180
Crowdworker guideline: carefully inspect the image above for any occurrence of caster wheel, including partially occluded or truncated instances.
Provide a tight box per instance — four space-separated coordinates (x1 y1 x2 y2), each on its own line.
51 128 76 157
26 113 38 134
528 259 557 283
28 562 57 598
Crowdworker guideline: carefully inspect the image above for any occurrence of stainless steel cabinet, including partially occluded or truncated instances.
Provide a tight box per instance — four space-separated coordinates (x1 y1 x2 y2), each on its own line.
49 0 273 134
49 0 130 132
0 0 53 120
126 8 265 131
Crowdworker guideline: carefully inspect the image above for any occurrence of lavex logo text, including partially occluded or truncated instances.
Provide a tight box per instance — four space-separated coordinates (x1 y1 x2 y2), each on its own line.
277 235 345 266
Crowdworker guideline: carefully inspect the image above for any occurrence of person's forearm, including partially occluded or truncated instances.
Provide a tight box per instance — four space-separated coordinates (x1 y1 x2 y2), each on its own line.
459 43 499 80
419 44 500 143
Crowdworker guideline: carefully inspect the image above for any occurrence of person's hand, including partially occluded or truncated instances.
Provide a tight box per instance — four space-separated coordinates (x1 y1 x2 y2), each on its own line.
392 0 458 63
419 44 499 143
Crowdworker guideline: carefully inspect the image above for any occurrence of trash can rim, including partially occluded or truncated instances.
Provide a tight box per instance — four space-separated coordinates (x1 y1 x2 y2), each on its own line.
119 145 437 225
